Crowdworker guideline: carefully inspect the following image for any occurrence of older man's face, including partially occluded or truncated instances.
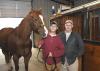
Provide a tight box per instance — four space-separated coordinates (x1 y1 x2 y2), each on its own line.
65 22 73 32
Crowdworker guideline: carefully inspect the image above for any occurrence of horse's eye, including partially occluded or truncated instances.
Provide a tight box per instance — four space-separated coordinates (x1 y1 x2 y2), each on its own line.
41 24 45 27
34 18 37 21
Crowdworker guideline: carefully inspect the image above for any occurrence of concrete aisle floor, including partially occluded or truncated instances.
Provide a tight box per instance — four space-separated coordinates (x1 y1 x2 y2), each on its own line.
0 48 44 71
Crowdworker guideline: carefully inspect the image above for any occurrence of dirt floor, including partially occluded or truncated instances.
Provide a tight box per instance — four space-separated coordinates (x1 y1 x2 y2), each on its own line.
0 48 44 71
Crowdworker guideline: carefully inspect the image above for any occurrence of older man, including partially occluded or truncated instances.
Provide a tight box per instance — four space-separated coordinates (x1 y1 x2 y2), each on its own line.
59 20 84 71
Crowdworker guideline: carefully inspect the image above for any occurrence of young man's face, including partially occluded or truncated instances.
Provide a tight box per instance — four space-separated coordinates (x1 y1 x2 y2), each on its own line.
65 22 73 32
49 24 58 32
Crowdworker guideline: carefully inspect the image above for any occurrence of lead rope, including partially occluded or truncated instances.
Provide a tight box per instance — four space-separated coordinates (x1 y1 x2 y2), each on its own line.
36 48 57 71
37 48 44 63
45 54 57 71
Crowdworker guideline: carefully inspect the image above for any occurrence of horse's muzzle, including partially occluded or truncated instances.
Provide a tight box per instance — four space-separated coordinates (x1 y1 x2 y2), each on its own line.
40 32 47 38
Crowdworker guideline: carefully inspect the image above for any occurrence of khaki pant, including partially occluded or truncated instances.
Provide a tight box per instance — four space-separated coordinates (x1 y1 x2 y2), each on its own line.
61 58 78 71
44 62 62 71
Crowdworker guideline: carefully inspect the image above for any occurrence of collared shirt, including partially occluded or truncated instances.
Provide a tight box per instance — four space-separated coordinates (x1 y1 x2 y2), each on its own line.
65 32 71 42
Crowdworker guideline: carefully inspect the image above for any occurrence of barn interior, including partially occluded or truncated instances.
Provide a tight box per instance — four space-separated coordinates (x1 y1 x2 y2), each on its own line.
0 0 100 71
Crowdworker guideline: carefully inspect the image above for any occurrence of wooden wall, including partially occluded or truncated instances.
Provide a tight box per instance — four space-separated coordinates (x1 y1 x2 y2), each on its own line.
51 13 83 34
83 42 100 71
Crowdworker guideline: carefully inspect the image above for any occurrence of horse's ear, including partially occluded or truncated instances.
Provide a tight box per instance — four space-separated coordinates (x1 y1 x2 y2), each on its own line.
31 8 33 11
38 8 42 13
29 9 35 16
30 9 34 13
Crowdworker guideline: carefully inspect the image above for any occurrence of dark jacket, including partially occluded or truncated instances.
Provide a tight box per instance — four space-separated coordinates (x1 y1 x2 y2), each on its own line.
59 32 84 65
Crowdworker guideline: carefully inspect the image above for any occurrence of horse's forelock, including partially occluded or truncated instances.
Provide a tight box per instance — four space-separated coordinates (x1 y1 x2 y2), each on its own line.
39 15 44 25
39 15 48 36
29 10 42 17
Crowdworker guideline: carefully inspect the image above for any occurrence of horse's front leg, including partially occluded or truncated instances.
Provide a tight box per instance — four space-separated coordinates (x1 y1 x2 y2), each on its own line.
24 51 32 71
13 54 20 71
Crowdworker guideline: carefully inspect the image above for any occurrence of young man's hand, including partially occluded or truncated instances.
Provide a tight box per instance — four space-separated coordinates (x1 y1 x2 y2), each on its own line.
48 52 52 57
38 44 41 48
37 40 43 48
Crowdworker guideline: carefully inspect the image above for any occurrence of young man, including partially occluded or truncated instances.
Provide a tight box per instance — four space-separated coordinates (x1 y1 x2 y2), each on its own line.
38 21 64 71
59 20 84 71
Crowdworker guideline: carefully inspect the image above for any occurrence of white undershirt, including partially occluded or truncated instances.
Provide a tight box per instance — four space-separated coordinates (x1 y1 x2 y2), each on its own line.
65 32 71 42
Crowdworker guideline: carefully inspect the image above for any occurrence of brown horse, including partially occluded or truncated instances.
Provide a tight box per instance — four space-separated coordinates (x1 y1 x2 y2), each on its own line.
0 10 47 71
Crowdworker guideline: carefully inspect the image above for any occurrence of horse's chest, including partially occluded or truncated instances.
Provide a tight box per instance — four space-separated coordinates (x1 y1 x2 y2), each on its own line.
15 40 31 48
11 40 31 55
8 33 32 56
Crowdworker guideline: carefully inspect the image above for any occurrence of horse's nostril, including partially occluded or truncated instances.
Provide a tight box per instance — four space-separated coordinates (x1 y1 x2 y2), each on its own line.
41 32 46 38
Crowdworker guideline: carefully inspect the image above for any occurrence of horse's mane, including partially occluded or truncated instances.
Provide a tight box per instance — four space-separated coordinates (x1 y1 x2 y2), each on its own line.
15 10 42 30
12 10 43 41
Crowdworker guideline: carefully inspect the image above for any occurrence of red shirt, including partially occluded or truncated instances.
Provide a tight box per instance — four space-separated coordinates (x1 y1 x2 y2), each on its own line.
40 34 64 64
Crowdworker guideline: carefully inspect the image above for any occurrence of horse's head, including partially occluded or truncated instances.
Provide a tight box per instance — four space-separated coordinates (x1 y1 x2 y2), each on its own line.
28 10 48 38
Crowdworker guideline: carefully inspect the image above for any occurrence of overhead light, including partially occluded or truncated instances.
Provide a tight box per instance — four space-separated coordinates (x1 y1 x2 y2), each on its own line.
61 0 100 14
60 4 71 11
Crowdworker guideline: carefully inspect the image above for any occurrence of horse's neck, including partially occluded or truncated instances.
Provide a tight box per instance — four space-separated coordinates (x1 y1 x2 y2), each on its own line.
15 18 32 40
